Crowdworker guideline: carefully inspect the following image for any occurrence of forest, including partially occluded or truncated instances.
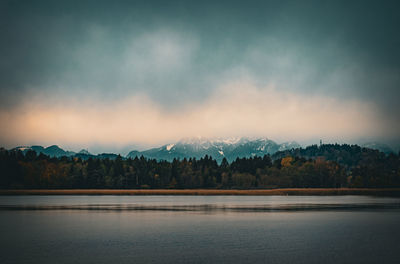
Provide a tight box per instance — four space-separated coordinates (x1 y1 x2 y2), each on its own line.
0 144 399 189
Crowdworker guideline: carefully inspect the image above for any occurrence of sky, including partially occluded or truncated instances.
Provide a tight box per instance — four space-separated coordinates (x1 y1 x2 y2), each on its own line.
0 0 399 154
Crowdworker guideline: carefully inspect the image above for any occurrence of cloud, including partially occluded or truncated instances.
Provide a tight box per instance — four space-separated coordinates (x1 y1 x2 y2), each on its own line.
1 0 399 152
123 30 197 72
0 81 393 152
119 30 199 98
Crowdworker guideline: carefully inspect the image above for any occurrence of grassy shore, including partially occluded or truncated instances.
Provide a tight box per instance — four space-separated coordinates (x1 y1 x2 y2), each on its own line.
1 188 400 196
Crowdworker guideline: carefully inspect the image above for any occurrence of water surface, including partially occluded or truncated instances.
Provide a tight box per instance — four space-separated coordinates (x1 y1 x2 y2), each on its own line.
0 195 399 263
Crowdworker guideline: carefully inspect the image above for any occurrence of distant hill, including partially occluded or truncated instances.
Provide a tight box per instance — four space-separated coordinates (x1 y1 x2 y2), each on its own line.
13 145 75 158
12 146 120 160
271 143 391 168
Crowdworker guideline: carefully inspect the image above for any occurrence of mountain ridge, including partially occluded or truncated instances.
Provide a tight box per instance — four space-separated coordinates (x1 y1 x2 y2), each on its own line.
11 138 395 161
126 137 301 162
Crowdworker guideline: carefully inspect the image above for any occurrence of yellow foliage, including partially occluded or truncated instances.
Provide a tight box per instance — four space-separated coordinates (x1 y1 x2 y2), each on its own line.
281 156 293 167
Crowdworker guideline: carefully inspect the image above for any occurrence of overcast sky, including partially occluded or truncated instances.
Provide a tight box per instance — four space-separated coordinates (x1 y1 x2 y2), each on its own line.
0 0 399 154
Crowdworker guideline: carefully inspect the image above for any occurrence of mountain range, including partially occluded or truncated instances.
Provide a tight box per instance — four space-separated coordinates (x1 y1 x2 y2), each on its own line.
11 137 394 162
126 137 301 162
12 145 120 160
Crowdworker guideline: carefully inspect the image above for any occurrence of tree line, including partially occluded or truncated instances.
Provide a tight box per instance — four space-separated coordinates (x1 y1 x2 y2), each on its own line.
0 144 399 189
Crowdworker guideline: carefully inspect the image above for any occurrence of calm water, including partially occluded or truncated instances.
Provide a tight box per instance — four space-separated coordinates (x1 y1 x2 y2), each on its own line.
1 195 400 264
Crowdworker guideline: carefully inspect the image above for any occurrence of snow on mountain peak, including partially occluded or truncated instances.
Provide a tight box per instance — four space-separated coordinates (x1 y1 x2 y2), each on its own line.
15 146 31 151
218 137 242 145
166 144 175 151
178 137 210 145
176 137 277 147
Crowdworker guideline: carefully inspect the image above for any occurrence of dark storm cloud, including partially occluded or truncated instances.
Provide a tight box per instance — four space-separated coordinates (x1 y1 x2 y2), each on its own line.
0 0 399 144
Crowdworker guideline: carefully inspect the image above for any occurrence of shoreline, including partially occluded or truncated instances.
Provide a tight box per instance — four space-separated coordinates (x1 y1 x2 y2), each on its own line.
1 188 400 196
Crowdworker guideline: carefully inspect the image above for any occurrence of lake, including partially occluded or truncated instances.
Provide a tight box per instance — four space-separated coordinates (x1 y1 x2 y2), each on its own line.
1 195 400 263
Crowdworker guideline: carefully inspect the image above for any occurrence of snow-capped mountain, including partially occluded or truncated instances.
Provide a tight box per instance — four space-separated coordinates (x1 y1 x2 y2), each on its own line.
127 137 301 162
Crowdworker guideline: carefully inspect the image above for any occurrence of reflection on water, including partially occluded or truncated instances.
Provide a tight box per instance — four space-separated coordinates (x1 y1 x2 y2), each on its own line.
0 196 400 264
0 195 400 212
